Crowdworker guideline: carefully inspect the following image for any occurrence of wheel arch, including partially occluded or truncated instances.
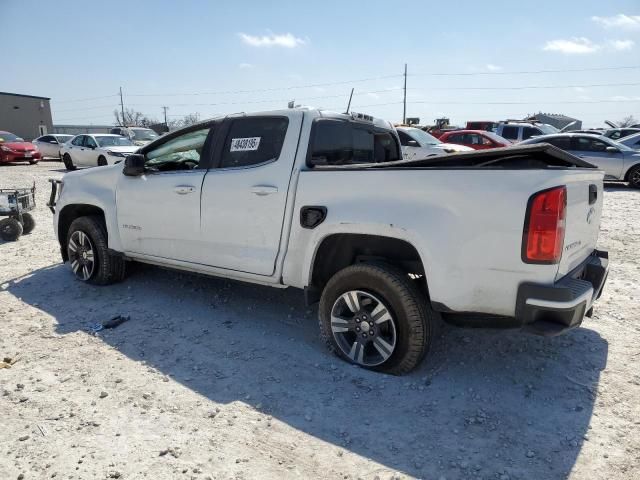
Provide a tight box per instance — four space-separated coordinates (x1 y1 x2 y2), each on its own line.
623 160 640 182
307 232 429 303
57 204 106 261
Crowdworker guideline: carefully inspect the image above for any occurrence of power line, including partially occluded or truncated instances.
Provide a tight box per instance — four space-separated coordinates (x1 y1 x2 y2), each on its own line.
412 65 640 77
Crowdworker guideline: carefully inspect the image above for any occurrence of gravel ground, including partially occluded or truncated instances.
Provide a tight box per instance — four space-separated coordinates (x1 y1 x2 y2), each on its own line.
1 161 639 480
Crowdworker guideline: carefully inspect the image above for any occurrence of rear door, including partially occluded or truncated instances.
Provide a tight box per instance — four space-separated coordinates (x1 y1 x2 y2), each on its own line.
199 113 301 275
568 136 624 179
67 135 87 165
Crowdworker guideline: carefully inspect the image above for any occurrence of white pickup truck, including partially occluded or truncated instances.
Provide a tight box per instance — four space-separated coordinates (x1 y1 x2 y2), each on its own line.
48 108 609 374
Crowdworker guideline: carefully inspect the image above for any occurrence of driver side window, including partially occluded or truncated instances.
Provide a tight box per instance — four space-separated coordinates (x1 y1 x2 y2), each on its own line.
85 137 97 148
144 127 211 172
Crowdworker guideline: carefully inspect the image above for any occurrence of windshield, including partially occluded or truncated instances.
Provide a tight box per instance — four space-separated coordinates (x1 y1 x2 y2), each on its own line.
405 128 441 146
131 128 158 141
95 136 135 147
0 132 21 142
484 132 511 143
538 124 559 135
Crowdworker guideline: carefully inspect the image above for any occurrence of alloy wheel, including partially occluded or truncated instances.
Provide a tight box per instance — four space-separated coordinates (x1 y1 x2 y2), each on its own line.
330 290 397 367
68 230 95 281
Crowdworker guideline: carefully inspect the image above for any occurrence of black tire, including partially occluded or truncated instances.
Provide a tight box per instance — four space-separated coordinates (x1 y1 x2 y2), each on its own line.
20 213 36 234
319 263 436 375
63 153 76 171
29 159 38 165
97 156 107 167
66 215 126 285
627 164 640 189
0 217 23 241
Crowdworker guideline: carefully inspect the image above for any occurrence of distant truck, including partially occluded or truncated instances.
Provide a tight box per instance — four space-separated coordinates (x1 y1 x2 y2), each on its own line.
110 126 159 146
49 108 609 374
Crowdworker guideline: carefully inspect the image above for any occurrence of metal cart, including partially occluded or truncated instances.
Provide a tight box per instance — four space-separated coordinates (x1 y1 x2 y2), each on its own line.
0 183 36 241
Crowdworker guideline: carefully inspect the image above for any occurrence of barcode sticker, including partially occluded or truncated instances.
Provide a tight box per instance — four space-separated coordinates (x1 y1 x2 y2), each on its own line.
230 137 261 152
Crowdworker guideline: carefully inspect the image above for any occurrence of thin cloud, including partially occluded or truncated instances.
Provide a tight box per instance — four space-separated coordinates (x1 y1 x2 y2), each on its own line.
238 32 306 48
238 63 254 69
543 37 600 54
592 14 640 29
609 39 635 51
485 64 503 72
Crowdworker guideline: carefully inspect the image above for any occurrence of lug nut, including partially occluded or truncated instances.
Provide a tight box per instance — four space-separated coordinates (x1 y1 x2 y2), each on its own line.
362 315 367 320
369 330 374 336
369 321 374 327
362 333 368 338
356 327 360 332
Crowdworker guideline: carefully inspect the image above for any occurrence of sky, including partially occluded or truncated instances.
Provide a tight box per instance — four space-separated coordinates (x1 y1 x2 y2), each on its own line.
2 0 639 128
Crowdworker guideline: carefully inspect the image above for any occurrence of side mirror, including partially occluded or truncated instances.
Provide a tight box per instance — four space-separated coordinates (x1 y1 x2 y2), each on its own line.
605 146 619 153
123 154 145 176
407 140 419 147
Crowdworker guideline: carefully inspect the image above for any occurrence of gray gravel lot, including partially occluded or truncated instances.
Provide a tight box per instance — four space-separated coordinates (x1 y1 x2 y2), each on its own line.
1 161 639 480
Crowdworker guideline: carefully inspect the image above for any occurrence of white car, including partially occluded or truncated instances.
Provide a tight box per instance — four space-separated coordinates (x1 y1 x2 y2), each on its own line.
110 126 159 146
396 126 473 160
48 108 608 375
60 134 138 170
31 134 73 159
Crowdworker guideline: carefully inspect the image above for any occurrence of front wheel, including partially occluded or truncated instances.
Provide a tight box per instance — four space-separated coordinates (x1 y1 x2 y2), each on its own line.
29 159 38 165
66 216 126 285
97 156 107 167
319 263 436 375
63 153 76 171
627 164 640 189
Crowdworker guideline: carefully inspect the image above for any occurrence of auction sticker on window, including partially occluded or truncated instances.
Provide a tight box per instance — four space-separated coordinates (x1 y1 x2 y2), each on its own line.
230 137 261 152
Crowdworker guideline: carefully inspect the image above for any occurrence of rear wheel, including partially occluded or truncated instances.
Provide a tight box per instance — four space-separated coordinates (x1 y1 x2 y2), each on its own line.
0 218 23 241
319 263 436 375
29 159 38 165
63 153 76 171
627 164 640 189
20 213 36 234
97 156 107 167
66 216 126 285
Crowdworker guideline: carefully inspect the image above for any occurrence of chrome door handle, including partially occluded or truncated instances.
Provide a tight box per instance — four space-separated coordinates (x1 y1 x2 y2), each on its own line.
251 185 278 196
174 185 196 195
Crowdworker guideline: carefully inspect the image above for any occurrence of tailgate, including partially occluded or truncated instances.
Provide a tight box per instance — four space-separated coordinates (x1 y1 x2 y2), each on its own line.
556 175 603 279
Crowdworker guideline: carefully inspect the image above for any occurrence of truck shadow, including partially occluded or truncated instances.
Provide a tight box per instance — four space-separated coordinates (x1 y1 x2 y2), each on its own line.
3 262 608 479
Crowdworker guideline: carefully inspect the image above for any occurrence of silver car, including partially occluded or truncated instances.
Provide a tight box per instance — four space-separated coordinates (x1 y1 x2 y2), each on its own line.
619 132 640 150
520 133 640 188
31 134 73 159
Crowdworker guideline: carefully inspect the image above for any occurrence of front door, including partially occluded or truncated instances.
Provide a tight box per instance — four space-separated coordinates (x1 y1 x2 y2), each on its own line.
199 113 301 275
116 125 216 263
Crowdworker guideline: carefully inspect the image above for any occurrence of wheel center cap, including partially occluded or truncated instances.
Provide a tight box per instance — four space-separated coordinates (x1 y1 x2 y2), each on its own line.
360 320 370 332
82 251 87 260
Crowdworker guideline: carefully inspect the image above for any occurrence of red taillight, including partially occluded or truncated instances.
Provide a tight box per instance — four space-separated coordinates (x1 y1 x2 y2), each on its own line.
523 186 566 264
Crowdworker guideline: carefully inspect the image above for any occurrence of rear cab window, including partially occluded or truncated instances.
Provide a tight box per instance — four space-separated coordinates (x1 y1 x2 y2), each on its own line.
309 120 401 166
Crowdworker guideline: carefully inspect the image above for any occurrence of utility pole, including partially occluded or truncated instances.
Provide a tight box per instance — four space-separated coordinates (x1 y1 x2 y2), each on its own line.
402 63 407 124
162 106 169 129
119 86 126 126
345 88 354 114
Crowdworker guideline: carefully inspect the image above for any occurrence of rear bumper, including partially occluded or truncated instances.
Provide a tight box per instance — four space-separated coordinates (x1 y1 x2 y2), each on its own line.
516 249 609 336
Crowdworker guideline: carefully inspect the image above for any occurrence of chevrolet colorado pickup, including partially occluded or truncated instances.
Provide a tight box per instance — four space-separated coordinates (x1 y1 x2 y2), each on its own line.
48 108 609 374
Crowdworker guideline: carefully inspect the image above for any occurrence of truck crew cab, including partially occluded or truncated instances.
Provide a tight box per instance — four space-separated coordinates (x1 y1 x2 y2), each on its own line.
49 108 608 374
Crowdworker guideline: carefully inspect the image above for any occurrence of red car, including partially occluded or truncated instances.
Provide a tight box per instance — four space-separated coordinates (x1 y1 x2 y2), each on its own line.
0 131 41 165
438 130 511 150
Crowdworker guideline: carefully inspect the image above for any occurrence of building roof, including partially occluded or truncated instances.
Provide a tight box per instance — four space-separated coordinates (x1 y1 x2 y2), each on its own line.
0 91 51 100
526 112 578 121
